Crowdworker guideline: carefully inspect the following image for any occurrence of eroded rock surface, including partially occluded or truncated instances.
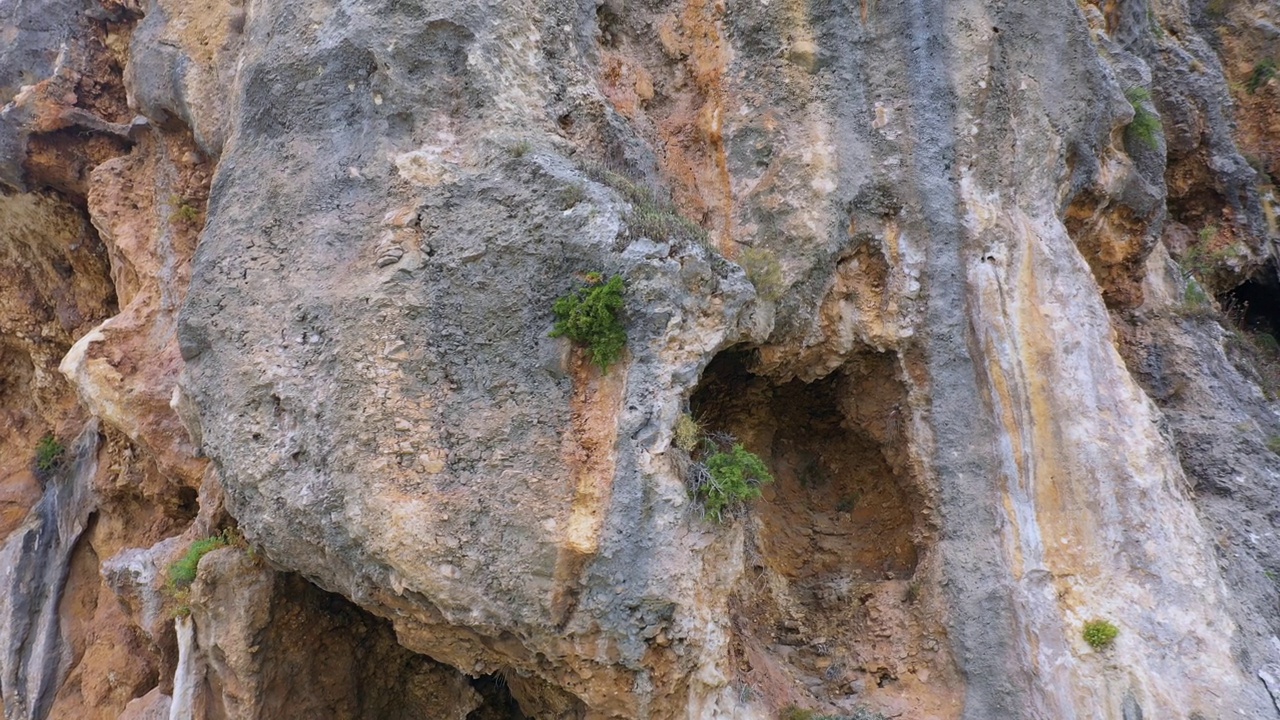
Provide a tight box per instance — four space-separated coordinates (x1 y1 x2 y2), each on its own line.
2 0 1280 718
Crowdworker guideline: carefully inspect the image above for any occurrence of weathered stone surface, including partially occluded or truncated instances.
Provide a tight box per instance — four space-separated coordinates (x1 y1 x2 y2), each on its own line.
2 0 1280 718
60 129 210 487
181 547 486 719
0 423 100 720
116 689 171 720
0 191 107 539
168 0 1278 716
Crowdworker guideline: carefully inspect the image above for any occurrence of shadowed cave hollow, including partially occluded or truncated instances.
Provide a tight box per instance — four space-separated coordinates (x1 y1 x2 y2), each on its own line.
1224 261 1280 337
186 568 538 720
691 350 920 586
690 349 935 700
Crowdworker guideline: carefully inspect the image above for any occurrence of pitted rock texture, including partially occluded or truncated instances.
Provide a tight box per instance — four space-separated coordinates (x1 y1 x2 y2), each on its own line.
3 0 1280 718
172 0 1278 717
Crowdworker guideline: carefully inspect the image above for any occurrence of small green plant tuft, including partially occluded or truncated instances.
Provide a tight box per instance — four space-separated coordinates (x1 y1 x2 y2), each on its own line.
681 430 773 523
167 534 230 590
1082 619 1119 649
1147 8 1166 38
35 434 65 474
674 413 704 452
560 183 588 210
699 443 774 523
740 247 785 301
1224 324 1280 400
174 204 199 224
550 274 627 372
1179 279 1215 318
169 196 201 226
509 139 532 158
1247 58 1276 95
1177 225 1244 298
1267 436 1280 455
580 161 708 245
629 204 706 244
1125 87 1162 151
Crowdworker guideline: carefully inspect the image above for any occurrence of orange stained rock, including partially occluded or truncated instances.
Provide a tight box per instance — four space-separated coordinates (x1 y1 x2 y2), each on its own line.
551 346 624 625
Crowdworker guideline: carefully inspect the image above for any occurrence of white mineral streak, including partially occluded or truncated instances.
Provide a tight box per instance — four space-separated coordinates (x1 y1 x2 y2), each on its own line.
961 171 1252 716
169 616 199 720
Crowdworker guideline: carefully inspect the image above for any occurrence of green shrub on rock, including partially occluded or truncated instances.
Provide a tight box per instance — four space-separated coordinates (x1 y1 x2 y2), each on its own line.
35 434 64 474
674 417 773 523
696 443 774 523
1082 619 1119 649
674 413 704 452
579 161 708 245
1124 87 1162 151
167 535 230 590
550 274 627 372
1267 436 1280 455
740 247 784 301
1247 58 1276 94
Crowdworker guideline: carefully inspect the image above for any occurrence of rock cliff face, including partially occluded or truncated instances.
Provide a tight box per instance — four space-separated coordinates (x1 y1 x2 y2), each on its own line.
2 0 1280 717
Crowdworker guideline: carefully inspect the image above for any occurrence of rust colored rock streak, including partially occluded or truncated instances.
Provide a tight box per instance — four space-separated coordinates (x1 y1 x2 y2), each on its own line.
598 1 735 249
63 129 211 487
552 349 625 626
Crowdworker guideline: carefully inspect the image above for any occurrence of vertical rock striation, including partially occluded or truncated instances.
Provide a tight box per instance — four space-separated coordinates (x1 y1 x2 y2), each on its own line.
0 422 99 720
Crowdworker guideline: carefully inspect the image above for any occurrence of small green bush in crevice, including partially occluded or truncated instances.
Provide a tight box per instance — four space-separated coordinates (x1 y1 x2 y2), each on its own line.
550 274 627 372
1082 618 1119 650
1247 58 1276 95
1224 327 1280 400
509 139 532 158
1147 8 1166 38
677 421 773 524
559 182 587 210
1255 332 1280 355
165 529 254 617
168 195 201 226
673 413 704 452
1125 87 1162 151
1176 225 1245 309
701 444 773 522
35 434 65 475
1179 279 1215 318
167 534 231 590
